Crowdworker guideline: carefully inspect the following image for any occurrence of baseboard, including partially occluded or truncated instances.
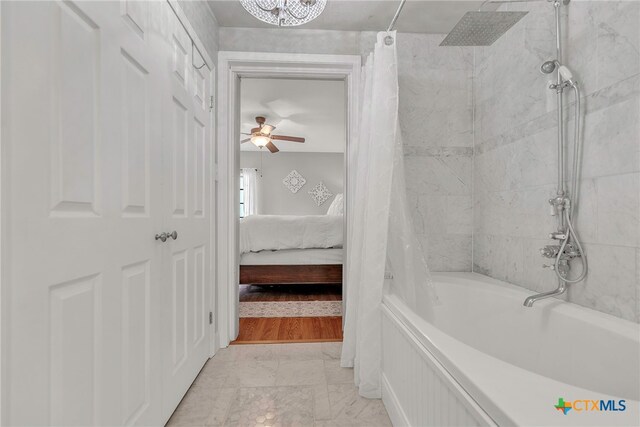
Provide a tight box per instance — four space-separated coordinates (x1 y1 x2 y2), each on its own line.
381 373 411 427
211 331 220 357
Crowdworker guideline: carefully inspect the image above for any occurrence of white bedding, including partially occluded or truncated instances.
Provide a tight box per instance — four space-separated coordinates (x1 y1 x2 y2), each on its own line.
240 248 343 265
239 215 343 254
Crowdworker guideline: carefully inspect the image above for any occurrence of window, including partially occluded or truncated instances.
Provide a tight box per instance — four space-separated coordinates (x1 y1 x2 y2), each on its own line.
239 170 245 218
240 168 258 217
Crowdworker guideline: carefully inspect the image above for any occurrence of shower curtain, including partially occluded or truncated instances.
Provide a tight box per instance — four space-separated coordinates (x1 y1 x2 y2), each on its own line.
341 31 435 398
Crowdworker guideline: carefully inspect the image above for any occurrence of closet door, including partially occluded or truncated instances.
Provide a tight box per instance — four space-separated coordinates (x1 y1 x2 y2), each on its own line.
112 3 165 426
3 1 164 425
160 4 212 419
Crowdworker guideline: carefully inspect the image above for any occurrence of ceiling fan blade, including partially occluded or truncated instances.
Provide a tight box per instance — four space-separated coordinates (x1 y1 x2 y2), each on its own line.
271 135 305 143
265 141 279 153
240 138 251 144
241 132 252 136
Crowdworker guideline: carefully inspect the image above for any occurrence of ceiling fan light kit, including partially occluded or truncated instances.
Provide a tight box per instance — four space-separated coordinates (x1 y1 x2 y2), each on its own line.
239 0 327 27
250 134 270 148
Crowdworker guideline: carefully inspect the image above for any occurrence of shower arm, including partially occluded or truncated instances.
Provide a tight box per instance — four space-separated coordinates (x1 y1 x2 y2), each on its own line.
478 0 569 12
388 0 571 33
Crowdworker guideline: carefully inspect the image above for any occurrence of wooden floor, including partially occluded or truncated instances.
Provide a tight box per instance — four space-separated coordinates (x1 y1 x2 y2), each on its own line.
234 284 344 344
239 284 342 302
233 316 343 344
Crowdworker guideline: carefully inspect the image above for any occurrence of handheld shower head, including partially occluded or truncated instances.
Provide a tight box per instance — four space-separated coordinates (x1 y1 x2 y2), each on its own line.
558 65 574 83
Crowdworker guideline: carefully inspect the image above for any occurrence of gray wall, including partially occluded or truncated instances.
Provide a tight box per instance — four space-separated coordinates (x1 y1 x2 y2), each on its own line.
178 1 220 63
473 0 640 322
220 27 368 56
221 28 475 271
241 152 343 215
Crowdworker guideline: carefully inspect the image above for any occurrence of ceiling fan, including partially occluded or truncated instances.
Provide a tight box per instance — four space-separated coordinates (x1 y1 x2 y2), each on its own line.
240 116 305 153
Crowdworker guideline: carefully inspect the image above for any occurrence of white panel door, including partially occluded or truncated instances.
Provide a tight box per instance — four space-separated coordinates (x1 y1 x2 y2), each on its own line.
115 2 165 425
160 4 212 420
3 1 165 425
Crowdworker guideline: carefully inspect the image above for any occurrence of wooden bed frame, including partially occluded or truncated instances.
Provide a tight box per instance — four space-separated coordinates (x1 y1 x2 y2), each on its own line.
240 264 343 285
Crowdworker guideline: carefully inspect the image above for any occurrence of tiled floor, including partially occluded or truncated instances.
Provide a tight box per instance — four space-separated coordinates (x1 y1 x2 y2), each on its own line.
166 342 392 427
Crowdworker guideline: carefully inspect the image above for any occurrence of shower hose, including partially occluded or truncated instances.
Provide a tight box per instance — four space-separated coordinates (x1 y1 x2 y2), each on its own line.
554 84 588 284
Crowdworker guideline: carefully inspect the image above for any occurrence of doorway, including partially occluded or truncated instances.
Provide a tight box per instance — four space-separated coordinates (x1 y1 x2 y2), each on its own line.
216 52 361 348
235 78 346 343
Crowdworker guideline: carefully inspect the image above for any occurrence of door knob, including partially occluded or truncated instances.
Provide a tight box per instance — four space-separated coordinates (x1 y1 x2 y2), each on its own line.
155 232 168 242
167 231 178 240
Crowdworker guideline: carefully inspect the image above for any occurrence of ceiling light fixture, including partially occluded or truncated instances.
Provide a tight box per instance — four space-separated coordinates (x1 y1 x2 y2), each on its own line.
239 0 327 27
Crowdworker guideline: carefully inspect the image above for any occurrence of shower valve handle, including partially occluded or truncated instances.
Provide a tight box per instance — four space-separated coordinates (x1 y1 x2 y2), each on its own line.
549 232 567 240
548 197 567 216
540 245 560 258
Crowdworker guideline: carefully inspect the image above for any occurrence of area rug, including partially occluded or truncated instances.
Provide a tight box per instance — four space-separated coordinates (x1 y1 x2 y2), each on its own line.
239 301 342 318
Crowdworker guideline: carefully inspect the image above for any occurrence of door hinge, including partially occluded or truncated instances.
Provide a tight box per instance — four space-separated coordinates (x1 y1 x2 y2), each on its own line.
209 311 213 325
209 96 215 111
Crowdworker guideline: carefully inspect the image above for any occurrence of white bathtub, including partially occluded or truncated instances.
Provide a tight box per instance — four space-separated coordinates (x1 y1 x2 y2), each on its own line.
381 272 640 426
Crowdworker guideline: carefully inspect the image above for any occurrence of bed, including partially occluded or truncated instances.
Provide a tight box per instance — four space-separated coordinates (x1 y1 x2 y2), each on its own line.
240 248 343 285
239 200 344 285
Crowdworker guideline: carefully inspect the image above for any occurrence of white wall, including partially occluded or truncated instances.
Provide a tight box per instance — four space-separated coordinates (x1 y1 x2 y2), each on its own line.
241 152 343 215
473 0 640 322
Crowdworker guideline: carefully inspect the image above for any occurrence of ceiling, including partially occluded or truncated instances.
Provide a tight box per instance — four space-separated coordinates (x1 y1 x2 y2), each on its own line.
240 78 346 153
208 1 491 34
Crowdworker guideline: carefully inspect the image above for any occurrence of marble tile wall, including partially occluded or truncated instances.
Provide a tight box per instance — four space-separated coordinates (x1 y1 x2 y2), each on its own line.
473 0 640 322
219 28 475 271
397 34 474 271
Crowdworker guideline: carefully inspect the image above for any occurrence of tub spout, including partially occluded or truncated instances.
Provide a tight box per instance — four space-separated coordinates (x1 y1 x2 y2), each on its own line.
523 280 567 307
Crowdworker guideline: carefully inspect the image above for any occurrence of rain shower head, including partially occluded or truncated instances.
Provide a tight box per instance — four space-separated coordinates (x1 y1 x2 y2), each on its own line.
440 11 528 46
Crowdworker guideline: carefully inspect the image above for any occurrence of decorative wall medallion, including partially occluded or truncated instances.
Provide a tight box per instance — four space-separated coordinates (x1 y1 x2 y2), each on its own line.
309 182 333 206
283 170 306 193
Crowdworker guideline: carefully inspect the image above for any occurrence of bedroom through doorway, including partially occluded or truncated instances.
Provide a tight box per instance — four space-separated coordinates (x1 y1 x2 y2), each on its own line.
234 77 347 344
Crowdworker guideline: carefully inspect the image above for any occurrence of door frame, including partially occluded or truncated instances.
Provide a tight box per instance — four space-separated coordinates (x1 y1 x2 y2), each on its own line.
216 51 361 348
0 2 6 424
165 0 218 359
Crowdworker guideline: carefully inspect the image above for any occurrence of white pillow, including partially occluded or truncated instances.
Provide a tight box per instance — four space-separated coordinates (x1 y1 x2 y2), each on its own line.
326 193 344 216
